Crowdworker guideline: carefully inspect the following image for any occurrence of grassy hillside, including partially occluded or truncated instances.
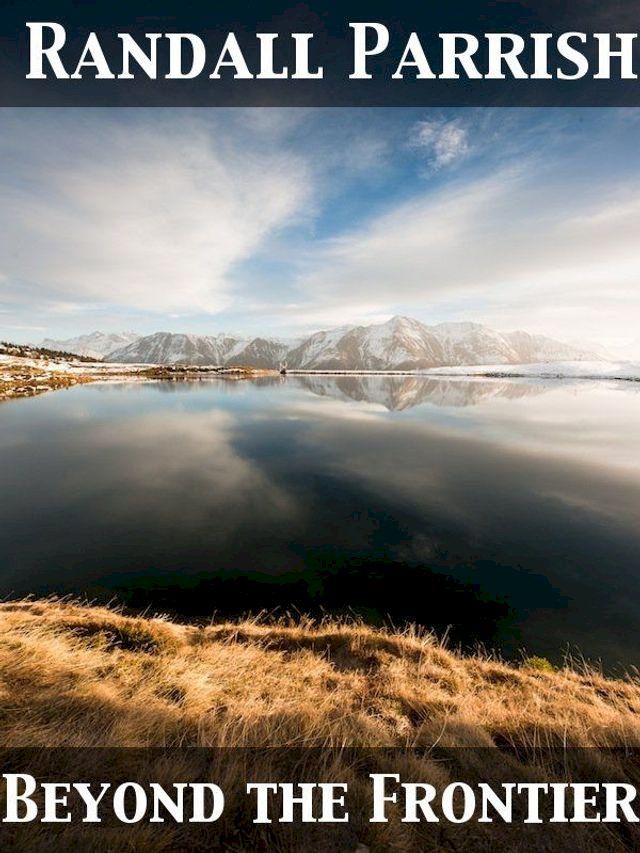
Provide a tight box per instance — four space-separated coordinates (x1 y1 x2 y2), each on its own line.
0 599 638 750
1 599 639 851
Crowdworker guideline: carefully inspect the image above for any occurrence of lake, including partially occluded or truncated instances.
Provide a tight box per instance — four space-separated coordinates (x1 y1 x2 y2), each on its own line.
1 374 639 671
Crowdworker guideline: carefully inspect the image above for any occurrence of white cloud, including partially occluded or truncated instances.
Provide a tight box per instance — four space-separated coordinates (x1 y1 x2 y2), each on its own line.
409 119 469 170
294 165 640 344
0 114 310 314
3 110 640 349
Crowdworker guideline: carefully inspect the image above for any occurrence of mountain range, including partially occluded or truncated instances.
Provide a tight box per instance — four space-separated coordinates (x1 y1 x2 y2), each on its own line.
42 317 602 370
41 331 139 360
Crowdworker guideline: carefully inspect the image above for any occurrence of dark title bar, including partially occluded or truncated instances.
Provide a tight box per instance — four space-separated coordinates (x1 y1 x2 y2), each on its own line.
1 747 640 850
2 1 640 106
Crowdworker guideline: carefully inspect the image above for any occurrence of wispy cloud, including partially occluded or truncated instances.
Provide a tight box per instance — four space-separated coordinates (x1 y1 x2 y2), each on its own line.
293 162 640 344
408 118 469 170
0 112 310 315
2 109 640 347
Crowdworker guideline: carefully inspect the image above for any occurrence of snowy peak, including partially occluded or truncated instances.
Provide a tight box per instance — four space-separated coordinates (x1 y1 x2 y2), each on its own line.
107 332 291 367
225 337 290 369
285 318 599 371
108 332 238 366
41 331 140 360
56 319 602 369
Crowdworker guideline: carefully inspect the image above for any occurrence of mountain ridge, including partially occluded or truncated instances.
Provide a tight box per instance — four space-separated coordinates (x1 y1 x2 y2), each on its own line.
45 317 601 369
41 331 139 360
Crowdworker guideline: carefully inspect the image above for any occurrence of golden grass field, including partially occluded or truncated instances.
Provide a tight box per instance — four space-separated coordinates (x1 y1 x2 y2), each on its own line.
1 598 640 751
1 599 640 850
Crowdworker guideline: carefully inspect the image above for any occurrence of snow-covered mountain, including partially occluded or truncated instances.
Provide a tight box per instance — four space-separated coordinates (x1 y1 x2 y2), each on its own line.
226 337 291 368
568 338 616 361
41 331 139 360
107 332 290 367
285 317 599 370
66 316 600 369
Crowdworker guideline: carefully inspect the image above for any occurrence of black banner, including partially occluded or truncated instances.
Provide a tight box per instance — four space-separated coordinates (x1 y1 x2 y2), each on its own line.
2 0 640 106
1 748 640 850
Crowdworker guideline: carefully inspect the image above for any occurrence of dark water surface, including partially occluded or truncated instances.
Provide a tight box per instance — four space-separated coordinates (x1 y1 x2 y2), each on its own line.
1 375 639 670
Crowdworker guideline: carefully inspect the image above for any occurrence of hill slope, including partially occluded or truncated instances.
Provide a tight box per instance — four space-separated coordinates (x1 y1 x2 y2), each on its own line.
2 599 638 750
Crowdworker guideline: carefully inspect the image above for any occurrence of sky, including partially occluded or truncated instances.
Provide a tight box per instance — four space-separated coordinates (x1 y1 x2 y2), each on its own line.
1 107 640 351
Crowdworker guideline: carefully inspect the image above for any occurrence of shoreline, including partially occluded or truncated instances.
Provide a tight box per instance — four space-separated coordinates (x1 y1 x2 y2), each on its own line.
3 347 640 403
0 351 277 401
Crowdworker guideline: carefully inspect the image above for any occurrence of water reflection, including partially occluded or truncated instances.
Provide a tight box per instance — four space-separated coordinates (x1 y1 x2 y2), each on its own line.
295 374 551 410
1 375 639 670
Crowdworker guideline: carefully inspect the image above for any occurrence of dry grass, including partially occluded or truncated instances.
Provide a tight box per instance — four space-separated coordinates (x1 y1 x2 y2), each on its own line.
0 365 94 400
1 599 640 851
0 598 639 749
0 357 274 401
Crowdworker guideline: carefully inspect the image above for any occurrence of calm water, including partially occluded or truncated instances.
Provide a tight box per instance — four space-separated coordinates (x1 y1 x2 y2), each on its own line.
1 375 639 670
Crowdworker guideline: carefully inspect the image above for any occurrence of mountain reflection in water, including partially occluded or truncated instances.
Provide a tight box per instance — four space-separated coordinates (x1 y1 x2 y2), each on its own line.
295 374 552 410
0 374 639 670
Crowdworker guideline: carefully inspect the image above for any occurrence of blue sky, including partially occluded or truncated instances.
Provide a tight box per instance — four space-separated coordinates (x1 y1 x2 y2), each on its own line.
1 107 640 348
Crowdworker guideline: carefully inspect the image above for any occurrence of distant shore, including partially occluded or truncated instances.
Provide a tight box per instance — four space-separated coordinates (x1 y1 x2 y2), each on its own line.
3 342 640 403
0 344 276 401
283 369 423 375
